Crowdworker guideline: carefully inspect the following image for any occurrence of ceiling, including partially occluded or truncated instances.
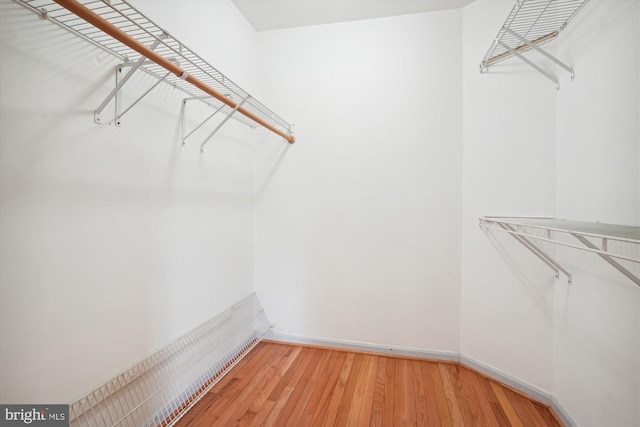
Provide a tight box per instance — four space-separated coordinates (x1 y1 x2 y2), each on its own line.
232 0 475 32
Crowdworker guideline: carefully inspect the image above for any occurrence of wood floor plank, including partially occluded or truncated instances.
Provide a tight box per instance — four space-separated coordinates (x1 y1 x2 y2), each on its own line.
439 363 463 426
430 363 453 427
420 360 441 426
286 350 332 427
333 353 366 426
267 346 307 401
403 360 417 426
213 344 288 425
173 342 565 427
247 400 274 427
271 348 318 425
521 399 553 427
458 366 497 427
278 349 323 427
355 355 378 427
476 372 511 427
308 351 348 426
534 403 564 427
248 345 298 412
261 386 295 427
491 381 525 427
393 356 406 426
320 352 355 427
369 356 387 427
345 354 373 426
503 385 541 427
383 356 396 427
411 360 429 427
447 364 476 426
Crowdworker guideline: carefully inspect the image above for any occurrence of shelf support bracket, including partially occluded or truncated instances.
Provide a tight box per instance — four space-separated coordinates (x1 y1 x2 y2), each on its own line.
200 97 250 152
499 223 572 284
113 70 171 125
181 100 226 146
504 28 574 79
572 234 640 287
94 37 164 125
497 41 559 88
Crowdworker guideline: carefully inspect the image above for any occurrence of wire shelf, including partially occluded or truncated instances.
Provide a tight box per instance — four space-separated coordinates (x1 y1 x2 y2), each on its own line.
14 0 292 136
480 0 589 70
67 293 272 427
480 217 640 286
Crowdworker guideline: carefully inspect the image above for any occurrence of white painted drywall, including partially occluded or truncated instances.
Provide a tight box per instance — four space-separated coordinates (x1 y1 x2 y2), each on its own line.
553 1 640 425
0 0 257 403
462 0 640 425
461 0 557 394
253 10 463 353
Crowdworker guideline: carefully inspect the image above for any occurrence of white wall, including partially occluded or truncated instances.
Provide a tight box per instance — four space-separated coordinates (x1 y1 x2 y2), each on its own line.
462 1 640 426
0 0 257 403
461 0 557 394
254 10 463 352
553 1 640 425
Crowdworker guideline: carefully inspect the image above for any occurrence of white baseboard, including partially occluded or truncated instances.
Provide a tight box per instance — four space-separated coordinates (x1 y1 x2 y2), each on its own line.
266 332 578 427
551 396 579 427
266 332 459 362
459 354 552 403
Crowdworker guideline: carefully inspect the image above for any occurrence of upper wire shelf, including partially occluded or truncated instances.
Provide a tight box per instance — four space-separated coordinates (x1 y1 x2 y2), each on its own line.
14 0 294 143
479 0 590 86
481 0 588 69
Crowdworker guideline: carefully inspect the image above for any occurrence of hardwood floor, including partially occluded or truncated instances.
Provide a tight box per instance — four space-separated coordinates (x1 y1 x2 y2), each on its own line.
174 341 563 427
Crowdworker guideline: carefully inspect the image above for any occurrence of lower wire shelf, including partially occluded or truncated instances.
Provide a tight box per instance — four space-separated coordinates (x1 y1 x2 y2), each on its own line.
68 293 272 427
479 216 640 286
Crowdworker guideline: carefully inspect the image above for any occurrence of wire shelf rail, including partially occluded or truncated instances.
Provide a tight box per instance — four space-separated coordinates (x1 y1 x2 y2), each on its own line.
67 293 272 427
14 0 295 144
480 0 590 86
480 217 640 287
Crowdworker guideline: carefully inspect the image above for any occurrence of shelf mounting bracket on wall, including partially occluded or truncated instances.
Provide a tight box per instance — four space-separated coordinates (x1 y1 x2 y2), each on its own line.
480 217 640 287
497 222 572 284
94 36 166 125
480 0 590 88
200 97 250 153
571 234 640 286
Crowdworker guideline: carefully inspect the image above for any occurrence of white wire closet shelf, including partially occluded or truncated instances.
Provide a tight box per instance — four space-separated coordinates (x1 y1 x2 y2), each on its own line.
480 0 590 87
14 0 295 146
68 293 272 427
480 216 640 287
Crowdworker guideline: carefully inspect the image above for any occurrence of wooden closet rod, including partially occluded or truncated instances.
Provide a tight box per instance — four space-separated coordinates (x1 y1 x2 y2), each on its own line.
53 0 295 144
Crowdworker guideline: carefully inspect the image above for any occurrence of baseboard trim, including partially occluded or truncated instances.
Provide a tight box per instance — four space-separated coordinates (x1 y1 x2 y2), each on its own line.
266 332 578 427
266 332 460 362
551 395 579 427
458 354 551 405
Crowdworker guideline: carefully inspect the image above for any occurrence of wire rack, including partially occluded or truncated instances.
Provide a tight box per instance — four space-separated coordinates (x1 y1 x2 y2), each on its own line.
480 217 640 286
14 0 292 135
68 293 272 427
480 0 589 70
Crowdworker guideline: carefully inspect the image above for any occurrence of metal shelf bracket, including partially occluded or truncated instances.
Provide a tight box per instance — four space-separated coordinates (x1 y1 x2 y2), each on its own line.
200 97 250 153
94 37 165 125
497 41 560 88
572 234 640 286
181 99 226 146
505 28 574 81
498 222 572 284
